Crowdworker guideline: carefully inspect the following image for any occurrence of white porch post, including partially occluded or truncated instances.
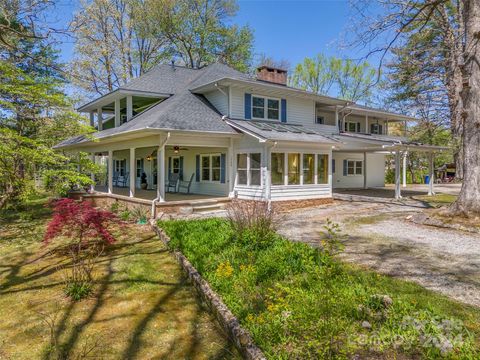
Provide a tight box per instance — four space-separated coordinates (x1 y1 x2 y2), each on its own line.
157 142 166 202
126 95 133 121
365 115 368 134
386 120 389 135
394 151 402 199
428 152 435 196
108 150 113 194
363 151 368 189
114 98 120 127
264 144 272 205
89 111 95 127
228 137 235 197
335 107 339 131
402 152 407 187
129 148 135 197
97 107 103 131
90 154 95 193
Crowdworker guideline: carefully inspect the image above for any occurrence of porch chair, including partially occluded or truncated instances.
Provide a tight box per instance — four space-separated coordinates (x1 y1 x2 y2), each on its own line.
178 173 194 194
166 173 180 193
118 172 129 187
112 172 120 187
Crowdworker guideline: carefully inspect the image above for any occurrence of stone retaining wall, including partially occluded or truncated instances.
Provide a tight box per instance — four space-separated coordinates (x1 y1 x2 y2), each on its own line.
150 221 266 360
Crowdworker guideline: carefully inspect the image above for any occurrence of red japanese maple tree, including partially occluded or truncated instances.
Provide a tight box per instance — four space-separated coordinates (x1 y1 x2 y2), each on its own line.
44 198 118 248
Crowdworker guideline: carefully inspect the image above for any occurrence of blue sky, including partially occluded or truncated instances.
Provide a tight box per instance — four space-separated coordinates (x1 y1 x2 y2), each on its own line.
53 0 368 69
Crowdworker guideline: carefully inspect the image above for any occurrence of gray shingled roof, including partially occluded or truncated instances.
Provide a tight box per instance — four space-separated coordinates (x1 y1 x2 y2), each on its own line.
226 119 339 143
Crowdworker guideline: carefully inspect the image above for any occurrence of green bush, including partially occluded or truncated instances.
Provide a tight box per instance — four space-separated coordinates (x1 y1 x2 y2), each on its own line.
160 218 480 359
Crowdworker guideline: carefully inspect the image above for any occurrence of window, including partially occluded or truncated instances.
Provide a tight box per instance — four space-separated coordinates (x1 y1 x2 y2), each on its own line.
303 154 315 184
252 95 280 120
237 153 261 186
317 154 328 184
114 159 126 176
288 153 300 185
315 116 325 124
347 160 363 176
250 153 261 185
201 154 221 182
212 155 221 181
172 156 180 174
136 158 144 178
237 154 247 185
370 123 383 135
271 153 285 185
345 121 359 133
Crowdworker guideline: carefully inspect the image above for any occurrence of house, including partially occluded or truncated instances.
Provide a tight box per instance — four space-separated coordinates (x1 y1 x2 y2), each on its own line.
56 62 444 210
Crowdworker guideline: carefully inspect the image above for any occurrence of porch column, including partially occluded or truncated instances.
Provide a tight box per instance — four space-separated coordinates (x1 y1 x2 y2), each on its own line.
108 150 113 194
363 152 368 189
228 137 235 197
365 115 368 134
428 152 435 196
89 111 94 127
386 120 389 135
335 107 339 131
129 148 136 197
126 95 133 121
402 152 407 187
157 143 165 202
97 107 103 131
90 153 95 193
394 151 402 199
114 98 120 127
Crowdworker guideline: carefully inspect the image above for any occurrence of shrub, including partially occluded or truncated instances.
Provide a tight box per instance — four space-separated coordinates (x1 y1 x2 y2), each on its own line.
131 206 149 224
226 200 277 249
44 199 118 300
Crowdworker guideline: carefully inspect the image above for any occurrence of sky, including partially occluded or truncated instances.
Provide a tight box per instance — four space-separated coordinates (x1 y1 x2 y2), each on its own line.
52 0 370 69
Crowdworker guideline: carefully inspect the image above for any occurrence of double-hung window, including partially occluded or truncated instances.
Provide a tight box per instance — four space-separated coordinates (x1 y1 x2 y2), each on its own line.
345 122 358 133
347 160 363 176
201 154 221 182
252 95 280 121
236 153 261 186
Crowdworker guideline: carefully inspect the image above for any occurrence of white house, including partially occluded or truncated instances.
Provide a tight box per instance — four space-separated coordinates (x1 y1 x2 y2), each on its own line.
56 62 443 206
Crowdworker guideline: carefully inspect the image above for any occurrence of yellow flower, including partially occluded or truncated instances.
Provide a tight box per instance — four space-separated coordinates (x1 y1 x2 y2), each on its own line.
215 261 234 278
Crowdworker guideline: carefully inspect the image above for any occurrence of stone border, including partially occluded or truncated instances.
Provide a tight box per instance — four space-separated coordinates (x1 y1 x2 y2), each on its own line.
150 220 266 360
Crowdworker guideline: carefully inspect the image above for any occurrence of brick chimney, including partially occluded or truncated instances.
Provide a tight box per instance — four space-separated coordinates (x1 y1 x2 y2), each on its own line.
256 65 287 86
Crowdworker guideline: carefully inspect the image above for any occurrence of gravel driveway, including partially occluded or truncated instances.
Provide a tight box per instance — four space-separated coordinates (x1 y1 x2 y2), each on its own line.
278 199 480 307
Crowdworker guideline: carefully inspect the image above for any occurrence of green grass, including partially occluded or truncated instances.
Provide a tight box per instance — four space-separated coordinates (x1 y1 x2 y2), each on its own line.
160 218 480 359
0 195 238 359
413 194 458 208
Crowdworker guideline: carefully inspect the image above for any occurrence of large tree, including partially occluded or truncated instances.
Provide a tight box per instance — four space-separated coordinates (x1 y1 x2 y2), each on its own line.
349 0 480 215
290 54 376 102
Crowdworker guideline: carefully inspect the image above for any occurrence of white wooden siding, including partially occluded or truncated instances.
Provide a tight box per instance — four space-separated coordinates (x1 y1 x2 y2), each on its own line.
271 184 331 200
204 89 228 115
332 152 385 188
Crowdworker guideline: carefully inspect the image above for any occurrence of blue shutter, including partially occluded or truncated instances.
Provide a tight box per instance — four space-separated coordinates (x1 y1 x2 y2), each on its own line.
220 153 226 183
332 159 335 174
379 125 383 135
179 156 184 180
343 159 347 176
168 157 172 178
195 155 200 182
244 93 252 120
357 122 361 133
281 99 287 123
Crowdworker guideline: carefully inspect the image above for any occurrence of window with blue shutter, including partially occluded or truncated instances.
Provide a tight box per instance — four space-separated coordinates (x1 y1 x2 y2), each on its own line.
220 154 226 183
244 93 252 119
357 122 361 133
195 155 200 181
343 159 347 176
281 99 287 122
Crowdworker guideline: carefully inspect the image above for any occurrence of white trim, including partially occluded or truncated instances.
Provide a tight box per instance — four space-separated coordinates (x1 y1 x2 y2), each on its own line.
200 153 221 183
251 94 281 121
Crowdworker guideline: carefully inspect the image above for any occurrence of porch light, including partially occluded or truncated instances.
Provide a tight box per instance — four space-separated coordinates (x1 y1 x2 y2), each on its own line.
146 155 152 161
173 146 180 154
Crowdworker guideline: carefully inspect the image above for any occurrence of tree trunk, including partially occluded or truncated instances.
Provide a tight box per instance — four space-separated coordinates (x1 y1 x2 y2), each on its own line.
451 0 480 215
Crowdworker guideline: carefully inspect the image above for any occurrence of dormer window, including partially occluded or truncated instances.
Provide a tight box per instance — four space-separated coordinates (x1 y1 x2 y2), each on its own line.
252 95 280 120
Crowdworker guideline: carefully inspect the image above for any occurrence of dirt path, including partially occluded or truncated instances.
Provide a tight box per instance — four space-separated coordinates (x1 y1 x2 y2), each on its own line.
278 200 480 307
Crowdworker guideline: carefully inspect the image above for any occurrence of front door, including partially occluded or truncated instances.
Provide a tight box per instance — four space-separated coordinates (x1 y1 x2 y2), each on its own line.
136 158 144 188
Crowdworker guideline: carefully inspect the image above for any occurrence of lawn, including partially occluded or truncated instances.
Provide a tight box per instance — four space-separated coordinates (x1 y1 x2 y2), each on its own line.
0 195 238 359
412 194 458 208
160 218 480 359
